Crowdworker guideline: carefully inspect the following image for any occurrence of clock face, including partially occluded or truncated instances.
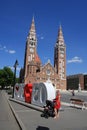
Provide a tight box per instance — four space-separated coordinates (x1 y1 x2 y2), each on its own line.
30 48 34 53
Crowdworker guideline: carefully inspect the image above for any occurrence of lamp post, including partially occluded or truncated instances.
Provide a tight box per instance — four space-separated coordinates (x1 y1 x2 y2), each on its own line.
12 59 19 98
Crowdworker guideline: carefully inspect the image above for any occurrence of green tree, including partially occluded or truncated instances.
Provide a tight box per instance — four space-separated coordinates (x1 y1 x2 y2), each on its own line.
0 67 14 89
0 69 4 89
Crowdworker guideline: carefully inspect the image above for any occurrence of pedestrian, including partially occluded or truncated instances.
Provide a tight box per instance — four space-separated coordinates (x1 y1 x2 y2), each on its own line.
53 90 61 119
72 89 75 96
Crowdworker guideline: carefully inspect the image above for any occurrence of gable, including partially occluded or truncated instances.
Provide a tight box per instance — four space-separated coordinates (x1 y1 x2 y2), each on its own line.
39 62 56 76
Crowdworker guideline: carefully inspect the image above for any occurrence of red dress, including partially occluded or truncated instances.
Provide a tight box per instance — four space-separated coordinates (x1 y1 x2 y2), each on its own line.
54 94 61 109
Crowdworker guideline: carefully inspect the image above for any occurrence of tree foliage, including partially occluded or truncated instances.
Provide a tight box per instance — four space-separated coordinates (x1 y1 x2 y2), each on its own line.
0 67 14 89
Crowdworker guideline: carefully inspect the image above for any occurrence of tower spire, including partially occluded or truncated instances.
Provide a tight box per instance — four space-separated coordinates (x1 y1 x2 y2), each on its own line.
54 25 66 79
32 15 34 22
30 15 35 31
56 25 64 45
27 16 37 44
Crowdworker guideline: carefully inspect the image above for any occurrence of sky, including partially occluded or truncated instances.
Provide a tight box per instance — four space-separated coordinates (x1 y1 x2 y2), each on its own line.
0 0 87 76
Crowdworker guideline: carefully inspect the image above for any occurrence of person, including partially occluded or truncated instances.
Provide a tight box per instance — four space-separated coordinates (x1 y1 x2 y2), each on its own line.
53 90 61 119
72 89 75 96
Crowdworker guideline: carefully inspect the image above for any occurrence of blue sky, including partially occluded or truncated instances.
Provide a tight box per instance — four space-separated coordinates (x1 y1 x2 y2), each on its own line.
0 0 87 76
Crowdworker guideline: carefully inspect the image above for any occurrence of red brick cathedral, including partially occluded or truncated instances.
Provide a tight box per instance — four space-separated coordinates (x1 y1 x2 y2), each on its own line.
20 17 66 90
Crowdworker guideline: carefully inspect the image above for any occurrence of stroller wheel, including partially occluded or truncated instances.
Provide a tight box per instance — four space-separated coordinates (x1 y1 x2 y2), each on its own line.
41 113 44 117
45 115 49 119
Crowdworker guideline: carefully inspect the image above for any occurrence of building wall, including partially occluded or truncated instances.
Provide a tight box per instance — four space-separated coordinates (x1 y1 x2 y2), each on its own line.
67 74 84 90
84 75 87 90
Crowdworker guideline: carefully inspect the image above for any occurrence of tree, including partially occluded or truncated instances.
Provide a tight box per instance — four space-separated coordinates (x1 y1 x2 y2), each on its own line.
0 67 14 89
0 69 5 89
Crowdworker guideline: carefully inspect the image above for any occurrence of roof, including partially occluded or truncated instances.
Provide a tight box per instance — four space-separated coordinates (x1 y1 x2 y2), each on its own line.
35 53 41 63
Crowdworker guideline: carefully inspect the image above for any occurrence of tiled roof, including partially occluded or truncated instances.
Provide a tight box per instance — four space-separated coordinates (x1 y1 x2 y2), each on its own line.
35 53 41 63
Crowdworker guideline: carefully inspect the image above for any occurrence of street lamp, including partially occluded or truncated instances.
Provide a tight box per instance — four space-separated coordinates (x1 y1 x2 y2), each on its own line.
12 59 19 98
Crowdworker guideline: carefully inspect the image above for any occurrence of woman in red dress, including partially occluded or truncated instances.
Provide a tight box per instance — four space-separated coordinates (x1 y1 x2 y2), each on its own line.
53 90 61 119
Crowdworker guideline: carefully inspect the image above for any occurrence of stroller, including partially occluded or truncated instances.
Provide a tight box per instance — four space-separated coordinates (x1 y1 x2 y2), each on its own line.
41 100 55 118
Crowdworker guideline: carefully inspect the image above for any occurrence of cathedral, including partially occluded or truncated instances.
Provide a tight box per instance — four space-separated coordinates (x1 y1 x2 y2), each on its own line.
20 17 66 90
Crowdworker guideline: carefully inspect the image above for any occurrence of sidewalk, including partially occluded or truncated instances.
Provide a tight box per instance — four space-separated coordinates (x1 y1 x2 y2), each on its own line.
0 90 20 130
3 90 87 130
9 96 87 130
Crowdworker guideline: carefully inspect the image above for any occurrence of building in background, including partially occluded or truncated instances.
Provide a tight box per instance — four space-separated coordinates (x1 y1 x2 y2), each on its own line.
67 74 87 90
19 17 66 90
84 74 87 90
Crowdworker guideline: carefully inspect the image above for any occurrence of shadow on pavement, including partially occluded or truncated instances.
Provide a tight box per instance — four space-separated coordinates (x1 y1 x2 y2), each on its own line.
36 126 50 130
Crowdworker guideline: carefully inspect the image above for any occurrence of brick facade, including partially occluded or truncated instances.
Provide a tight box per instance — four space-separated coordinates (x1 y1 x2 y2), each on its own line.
20 17 66 90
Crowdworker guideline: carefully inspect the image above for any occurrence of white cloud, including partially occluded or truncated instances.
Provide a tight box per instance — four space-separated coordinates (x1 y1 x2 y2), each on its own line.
37 34 44 40
0 45 6 50
0 44 16 54
8 50 16 54
40 36 44 40
67 56 83 63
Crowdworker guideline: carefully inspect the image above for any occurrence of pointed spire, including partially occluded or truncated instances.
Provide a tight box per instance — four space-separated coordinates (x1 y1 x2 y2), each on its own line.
56 25 64 45
27 16 37 43
32 15 34 22
30 16 35 34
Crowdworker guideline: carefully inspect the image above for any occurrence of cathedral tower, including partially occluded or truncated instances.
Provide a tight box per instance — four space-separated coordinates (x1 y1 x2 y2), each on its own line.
23 17 41 83
20 18 66 89
54 25 66 89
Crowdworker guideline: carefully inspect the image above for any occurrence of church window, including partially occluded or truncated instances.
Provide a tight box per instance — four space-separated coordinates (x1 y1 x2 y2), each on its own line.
33 66 35 73
29 66 32 74
33 54 34 58
46 69 51 75
63 61 64 66
27 65 29 75
62 74 64 77
31 42 33 46
28 55 31 62
62 68 64 72
31 54 32 61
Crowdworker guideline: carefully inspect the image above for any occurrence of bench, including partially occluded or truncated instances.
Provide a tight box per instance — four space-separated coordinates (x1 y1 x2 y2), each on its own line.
70 98 87 110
